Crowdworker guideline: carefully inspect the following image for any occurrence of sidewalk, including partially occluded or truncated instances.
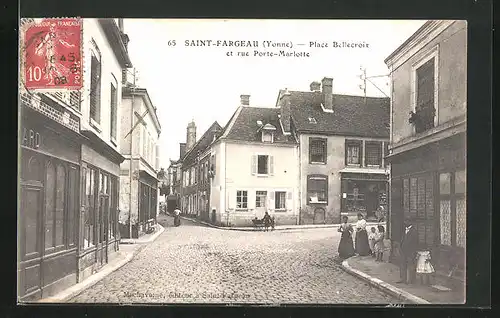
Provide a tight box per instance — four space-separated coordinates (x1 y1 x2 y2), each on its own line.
37 224 164 303
340 246 465 304
180 215 383 231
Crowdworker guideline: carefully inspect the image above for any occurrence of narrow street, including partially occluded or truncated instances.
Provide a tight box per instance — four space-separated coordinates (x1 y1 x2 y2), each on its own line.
69 215 397 304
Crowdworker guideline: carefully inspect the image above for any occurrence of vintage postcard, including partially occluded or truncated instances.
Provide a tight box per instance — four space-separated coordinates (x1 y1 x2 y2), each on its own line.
18 18 467 305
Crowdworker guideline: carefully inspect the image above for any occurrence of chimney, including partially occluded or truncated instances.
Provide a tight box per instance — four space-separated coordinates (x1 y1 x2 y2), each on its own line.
321 77 334 111
310 81 321 92
279 88 292 133
179 143 187 158
186 120 197 150
240 94 250 106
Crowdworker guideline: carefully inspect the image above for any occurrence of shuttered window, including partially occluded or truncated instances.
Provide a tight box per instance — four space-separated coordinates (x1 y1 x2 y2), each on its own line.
275 192 286 210
89 53 101 124
110 83 117 140
309 138 327 163
345 139 362 165
251 155 274 176
365 141 382 166
415 58 436 133
401 174 435 248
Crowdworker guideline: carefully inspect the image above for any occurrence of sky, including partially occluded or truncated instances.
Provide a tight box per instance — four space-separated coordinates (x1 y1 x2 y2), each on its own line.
123 19 426 168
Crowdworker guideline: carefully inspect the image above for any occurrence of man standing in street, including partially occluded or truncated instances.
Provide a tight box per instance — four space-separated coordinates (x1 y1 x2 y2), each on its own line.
397 218 419 284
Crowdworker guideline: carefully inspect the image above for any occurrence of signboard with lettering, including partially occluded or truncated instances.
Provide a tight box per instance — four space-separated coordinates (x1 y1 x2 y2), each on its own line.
22 127 41 150
21 18 83 90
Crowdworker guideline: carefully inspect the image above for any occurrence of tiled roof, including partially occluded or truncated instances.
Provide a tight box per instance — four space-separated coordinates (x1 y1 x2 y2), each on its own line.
284 90 390 138
182 121 222 166
223 106 297 144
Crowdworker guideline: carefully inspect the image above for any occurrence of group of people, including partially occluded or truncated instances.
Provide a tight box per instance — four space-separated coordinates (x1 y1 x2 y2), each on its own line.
337 213 385 260
338 215 436 285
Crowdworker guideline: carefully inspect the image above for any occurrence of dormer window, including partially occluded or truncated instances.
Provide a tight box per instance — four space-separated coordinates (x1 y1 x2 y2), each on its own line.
260 123 276 143
308 117 317 124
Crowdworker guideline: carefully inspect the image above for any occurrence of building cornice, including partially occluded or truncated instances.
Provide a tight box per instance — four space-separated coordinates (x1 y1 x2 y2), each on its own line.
98 19 132 68
123 87 161 134
384 20 455 70
388 115 466 157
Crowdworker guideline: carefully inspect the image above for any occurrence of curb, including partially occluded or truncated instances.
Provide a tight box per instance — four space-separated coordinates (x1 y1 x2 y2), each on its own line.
38 244 147 303
120 224 165 244
340 259 431 305
180 216 382 232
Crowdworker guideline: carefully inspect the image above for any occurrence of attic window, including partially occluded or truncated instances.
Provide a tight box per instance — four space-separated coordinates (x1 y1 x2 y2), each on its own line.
257 120 263 125
308 117 317 124
261 123 276 143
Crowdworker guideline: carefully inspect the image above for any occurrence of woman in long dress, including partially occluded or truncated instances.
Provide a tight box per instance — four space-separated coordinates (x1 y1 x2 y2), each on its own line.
354 213 371 256
338 216 355 259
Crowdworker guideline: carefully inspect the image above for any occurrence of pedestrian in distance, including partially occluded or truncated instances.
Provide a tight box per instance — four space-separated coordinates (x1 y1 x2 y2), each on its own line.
375 225 386 262
262 212 272 232
397 218 419 284
173 206 181 227
368 226 377 257
354 213 371 256
270 216 275 231
337 216 355 259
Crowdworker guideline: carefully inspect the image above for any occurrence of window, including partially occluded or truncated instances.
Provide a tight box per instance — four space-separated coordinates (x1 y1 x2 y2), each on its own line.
236 190 248 209
307 175 328 204
84 167 96 249
365 141 382 166
89 51 101 124
110 82 117 141
262 131 273 143
401 174 435 247
412 50 438 133
275 192 286 210
256 191 267 208
439 170 466 248
252 155 274 175
309 138 327 163
345 140 362 165
258 155 268 174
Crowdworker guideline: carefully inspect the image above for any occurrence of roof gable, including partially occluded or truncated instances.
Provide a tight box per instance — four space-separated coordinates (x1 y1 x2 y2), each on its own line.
286 91 390 138
182 121 222 165
224 106 296 144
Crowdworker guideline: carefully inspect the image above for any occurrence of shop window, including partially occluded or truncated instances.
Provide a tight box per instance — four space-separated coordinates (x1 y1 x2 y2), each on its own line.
383 142 389 167
307 175 328 204
346 183 365 214
24 188 40 256
275 191 286 210
236 190 248 209
365 141 382 166
345 140 362 165
45 161 56 250
84 168 96 249
439 170 466 248
309 138 327 163
256 191 267 208
67 166 78 246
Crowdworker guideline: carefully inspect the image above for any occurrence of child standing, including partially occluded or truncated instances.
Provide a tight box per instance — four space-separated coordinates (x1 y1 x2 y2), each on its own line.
368 227 377 257
416 251 435 285
375 225 386 262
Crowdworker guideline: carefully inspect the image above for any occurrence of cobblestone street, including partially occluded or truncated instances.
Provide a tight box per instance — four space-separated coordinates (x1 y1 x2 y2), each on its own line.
69 215 397 304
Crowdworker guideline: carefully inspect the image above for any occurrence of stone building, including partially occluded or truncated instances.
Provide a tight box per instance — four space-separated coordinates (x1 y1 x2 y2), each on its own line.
385 20 467 280
274 78 390 224
119 87 161 238
209 95 300 227
18 18 131 301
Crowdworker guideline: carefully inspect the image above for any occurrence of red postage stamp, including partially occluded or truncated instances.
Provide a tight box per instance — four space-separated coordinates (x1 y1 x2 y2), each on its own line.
22 18 83 90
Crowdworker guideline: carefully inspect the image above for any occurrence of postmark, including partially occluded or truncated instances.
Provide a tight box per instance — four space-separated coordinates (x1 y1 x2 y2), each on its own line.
21 18 83 91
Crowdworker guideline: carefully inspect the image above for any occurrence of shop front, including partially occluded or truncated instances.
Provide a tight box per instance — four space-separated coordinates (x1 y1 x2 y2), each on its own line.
340 172 389 222
18 105 83 301
389 133 466 279
77 133 123 282
137 170 159 236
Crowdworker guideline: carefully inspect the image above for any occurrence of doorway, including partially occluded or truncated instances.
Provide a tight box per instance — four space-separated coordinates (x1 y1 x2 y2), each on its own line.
255 191 267 218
